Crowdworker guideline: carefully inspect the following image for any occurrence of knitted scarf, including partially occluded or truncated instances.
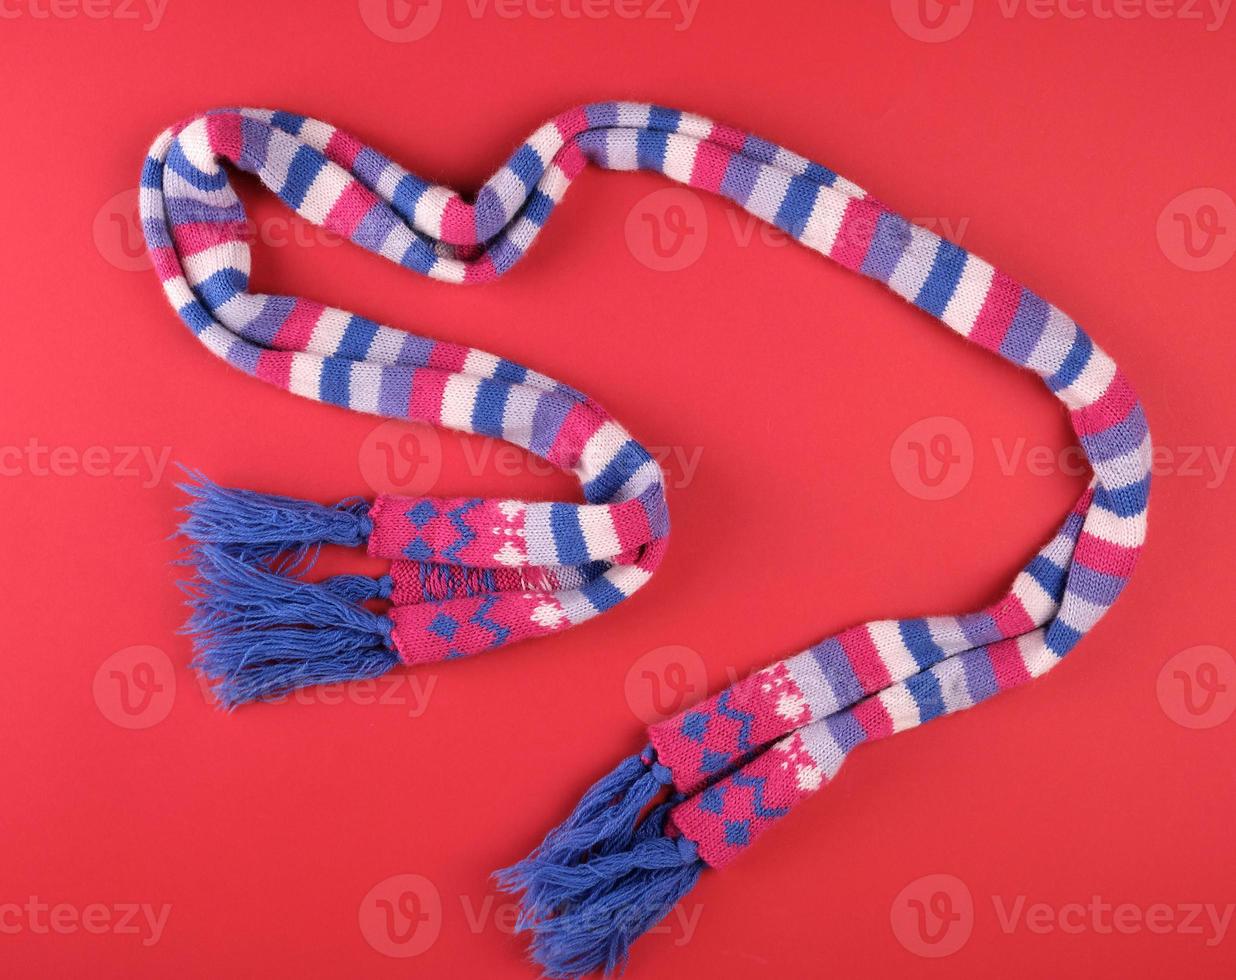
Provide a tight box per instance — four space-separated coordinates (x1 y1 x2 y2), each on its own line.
141 102 1150 977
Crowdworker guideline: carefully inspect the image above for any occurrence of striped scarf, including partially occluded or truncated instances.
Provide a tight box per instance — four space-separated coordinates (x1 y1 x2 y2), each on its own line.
141 102 1150 977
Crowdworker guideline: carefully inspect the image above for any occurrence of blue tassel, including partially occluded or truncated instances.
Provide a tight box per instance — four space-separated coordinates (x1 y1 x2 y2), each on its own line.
501 807 704 978
177 469 372 562
495 747 675 919
184 545 397 707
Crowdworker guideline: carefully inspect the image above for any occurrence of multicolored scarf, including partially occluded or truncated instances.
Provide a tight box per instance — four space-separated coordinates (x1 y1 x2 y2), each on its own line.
141 102 1150 977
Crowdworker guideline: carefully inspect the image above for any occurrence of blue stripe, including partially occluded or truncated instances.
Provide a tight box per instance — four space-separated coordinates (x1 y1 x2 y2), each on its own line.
513 192 548 229
773 176 818 238
165 141 228 191
549 503 589 566
338 315 379 360
1025 555 1067 602
471 379 510 438
529 393 572 457
719 154 760 206
494 359 528 385
238 117 272 172
392 173 428 225
826 711 866 751
508 143 545 192
140 156 163 189
585 101 619 128
1079 404 1148 462
741 135 778 165
914 239 968 317
178 299 213 334
318 357 351 407
194 267 246 309
635 129 668 172
400 237 439 275
1048 330 1093 391
1045 620 1082 656
804 161 838 187
1093 474 1150 517
581 575 627 614
906 670 945 723
270 111 306 135
899 618 944 671
280 146 326 210
647 106 682 133
583 440 653 504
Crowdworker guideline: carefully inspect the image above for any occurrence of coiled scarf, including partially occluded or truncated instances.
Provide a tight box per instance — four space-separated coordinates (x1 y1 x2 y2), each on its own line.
141 102 1150 977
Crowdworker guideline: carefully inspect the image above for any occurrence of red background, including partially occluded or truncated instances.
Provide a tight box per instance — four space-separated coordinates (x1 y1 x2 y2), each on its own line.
2 1 1234 976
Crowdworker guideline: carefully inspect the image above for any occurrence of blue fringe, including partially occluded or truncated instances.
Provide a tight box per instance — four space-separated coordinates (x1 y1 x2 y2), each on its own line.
177 468 372 563
184 545 397 707
496 747 705 976
505 827 704 978
495 748 674 919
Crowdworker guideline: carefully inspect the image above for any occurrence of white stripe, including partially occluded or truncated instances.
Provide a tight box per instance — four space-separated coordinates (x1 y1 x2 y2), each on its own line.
888 225 940 301
674 112 714 139
527 122 566 167
800 185 847 255
296 164 350 225
878 686 921 734
349 361 383 415
868 621 920 684
661 133 699 184
1026 307 1077 376
306 306 348 356
605 130 640 171
182 243 250 286
287 352 322 399
1010 570 1057 625
440 375 481 431
941 255 996 337
615 102 652 128
540 163 571 204
414 185 453 238
198 322 233 359
463 349 501 379
578 422 632 485
745 165 792 223
297 118 336 153
580 508 622 560
1058 346 1118 410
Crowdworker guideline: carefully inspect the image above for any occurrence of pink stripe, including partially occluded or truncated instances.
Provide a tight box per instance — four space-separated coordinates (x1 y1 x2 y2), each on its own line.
547 403 606 470
325 182 379 238
205 111 242 161
554 106 590 141
150 246 181 281
1074 533 1141 578
464 254 498 284
254 350 292 389
708 122 747 151
968 271 1021 352
689 141 732 193
556 140 588 179
324 129 363 169
830 198 880 271
409 367 449 425
272 299 324 351
987 595 1035 639
611 500 652 554
1071 371 1137 436
989 639 1032 690
441 196 477 246
840 625 893 694
426 342 468 372
170 221 245 258
853 697 893 741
